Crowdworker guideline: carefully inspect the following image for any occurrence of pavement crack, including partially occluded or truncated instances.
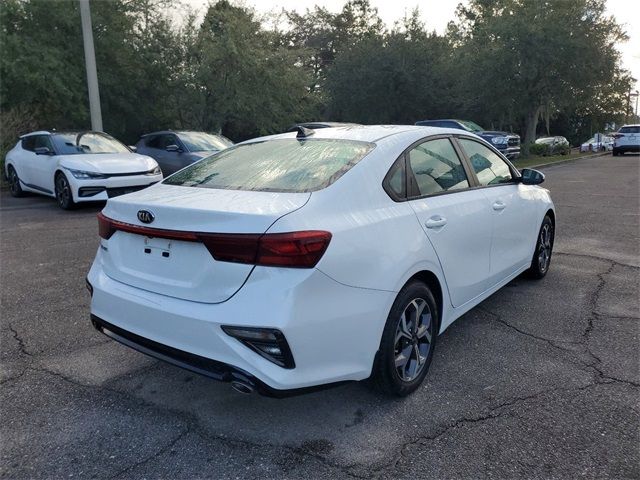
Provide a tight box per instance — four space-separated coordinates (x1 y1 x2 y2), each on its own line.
0 367 28 385
108 428 190 479
374 381 604 479
554 251 639 269
583 262 616 339
477 306 580 354
7 323 34 357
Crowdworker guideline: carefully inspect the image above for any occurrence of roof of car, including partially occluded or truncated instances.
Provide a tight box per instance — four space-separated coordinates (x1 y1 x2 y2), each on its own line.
20 130 105 138
247 124 477 144
140 130 223 137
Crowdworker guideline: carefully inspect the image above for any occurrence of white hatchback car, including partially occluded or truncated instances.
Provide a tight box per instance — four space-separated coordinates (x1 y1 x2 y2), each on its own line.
5 131 162 209
88 125 555 397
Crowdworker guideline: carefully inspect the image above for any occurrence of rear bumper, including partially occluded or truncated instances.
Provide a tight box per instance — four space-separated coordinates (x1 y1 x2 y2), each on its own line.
87 255 395 392
90 315 349 397
613 145 640 153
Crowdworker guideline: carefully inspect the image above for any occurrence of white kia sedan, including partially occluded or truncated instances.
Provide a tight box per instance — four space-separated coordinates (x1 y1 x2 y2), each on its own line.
5 131 162 209
87 125 555 397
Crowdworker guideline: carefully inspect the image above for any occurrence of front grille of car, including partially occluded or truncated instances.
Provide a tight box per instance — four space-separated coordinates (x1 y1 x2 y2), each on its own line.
508 137 520 147
106 183 155 198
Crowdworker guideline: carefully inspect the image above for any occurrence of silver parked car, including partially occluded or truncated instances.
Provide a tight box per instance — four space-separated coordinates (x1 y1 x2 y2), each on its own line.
135 130 233 176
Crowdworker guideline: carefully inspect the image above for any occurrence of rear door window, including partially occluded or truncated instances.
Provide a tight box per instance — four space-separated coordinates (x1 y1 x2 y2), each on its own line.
458 138 513 186
146 134 177 149
406 138 470 197
164 139 374 193
33 135 54 152
21 136 36 152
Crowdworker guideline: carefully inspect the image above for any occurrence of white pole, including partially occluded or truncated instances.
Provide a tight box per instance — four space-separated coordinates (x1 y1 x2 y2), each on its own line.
79 0 103 131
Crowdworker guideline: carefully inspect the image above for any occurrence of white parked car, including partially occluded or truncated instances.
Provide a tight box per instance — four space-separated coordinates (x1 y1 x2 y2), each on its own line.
612 124 640 156
88 125 555 397
579 134 613 152
5 131 163 209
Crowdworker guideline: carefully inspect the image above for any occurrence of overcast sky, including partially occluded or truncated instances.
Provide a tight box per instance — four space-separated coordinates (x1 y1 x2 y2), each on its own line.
176 0 639 90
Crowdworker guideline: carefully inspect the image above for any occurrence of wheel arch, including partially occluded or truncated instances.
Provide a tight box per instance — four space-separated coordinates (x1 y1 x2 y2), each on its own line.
404 270 443 333
545 208 555 227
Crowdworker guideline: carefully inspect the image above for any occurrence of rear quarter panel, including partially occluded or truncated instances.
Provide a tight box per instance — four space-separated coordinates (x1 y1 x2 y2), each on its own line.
267 134 449 295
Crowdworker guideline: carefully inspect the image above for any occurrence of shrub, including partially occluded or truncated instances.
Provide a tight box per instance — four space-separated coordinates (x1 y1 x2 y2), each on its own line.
529 142 550 156
0 106 39 176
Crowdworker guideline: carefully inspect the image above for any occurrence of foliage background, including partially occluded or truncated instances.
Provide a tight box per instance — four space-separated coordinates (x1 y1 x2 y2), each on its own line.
0 0 635 158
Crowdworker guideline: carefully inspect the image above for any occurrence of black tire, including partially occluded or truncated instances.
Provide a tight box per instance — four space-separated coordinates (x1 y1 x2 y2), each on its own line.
7 165 24 197
526 215 554 279
55 172 76 210
612 149 619 157
371 281 438 396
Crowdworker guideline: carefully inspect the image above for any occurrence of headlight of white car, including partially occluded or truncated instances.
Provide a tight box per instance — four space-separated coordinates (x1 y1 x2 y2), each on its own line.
491 137 508 145
147 166 161 175
65 168 108 179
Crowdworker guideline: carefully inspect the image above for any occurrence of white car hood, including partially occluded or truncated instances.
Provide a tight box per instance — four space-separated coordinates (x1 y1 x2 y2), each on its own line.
59 153 157 174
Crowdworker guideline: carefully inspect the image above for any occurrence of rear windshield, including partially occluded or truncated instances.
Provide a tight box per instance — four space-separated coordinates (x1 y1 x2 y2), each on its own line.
178 132 233 152
163 139 374 192
619 126 640 133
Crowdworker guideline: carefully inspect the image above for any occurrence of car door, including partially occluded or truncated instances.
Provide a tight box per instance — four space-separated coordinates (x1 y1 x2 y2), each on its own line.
30 135 57 192
456 137 538 287
161 134 188 174
404 136 494 307
15 136 37 185
144 134 171 173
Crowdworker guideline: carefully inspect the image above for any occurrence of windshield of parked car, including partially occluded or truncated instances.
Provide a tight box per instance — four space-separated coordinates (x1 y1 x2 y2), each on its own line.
619 126 640 133
535 137 555 144
178 132 233 152
458 120 484 132
164 139 375 192
52 133 130 155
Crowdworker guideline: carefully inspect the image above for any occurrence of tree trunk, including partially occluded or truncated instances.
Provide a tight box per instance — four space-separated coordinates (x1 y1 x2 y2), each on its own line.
522 105 543 156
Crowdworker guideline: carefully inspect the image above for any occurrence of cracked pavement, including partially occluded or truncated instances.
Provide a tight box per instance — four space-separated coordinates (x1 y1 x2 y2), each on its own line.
1 153 638 479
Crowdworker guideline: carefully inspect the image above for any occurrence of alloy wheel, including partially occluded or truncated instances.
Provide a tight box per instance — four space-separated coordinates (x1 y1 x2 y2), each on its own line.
394 298 433 382
537 223 553 273
55 174 70 208
8 168 20 195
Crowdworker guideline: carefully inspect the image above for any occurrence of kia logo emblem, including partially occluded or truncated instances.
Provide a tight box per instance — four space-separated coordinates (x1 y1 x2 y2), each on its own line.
137 210 155 224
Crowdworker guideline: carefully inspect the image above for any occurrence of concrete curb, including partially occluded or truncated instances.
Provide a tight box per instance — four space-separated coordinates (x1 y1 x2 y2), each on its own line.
527 151 610 170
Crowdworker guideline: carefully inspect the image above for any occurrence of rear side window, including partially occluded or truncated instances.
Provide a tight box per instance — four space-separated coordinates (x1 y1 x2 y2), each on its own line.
33 135 53 151
458 138 513 186
21 136 36 151
164 139 375 193
146 134 177 149
407 138 469 197
619 126 640 133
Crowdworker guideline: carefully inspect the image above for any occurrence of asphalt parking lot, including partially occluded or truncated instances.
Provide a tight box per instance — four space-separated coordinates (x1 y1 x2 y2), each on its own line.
1 153 638 479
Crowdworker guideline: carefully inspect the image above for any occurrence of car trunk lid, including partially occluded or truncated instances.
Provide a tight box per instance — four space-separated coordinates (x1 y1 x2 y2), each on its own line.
98 183 310 303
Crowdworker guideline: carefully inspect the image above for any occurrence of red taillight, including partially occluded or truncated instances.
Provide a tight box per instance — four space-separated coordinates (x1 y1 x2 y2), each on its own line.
97 213 331 268
98 212 115 240
256 231 332 268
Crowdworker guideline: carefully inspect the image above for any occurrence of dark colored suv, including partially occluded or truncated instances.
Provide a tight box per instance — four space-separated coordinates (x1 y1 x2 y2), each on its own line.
135 131 233 176
415 119 521 159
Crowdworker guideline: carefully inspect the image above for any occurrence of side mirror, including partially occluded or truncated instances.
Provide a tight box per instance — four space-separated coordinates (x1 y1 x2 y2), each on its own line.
165 144 181 152
34 146 52 155
521 168 545 185
129 145 137 152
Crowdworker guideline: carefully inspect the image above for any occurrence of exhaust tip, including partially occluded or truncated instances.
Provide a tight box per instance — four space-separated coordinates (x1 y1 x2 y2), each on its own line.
230 381 254 395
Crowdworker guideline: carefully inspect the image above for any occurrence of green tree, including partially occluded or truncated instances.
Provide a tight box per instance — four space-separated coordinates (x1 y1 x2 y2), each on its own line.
181 1 312 140
326 8 450 124
449 0 632 152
